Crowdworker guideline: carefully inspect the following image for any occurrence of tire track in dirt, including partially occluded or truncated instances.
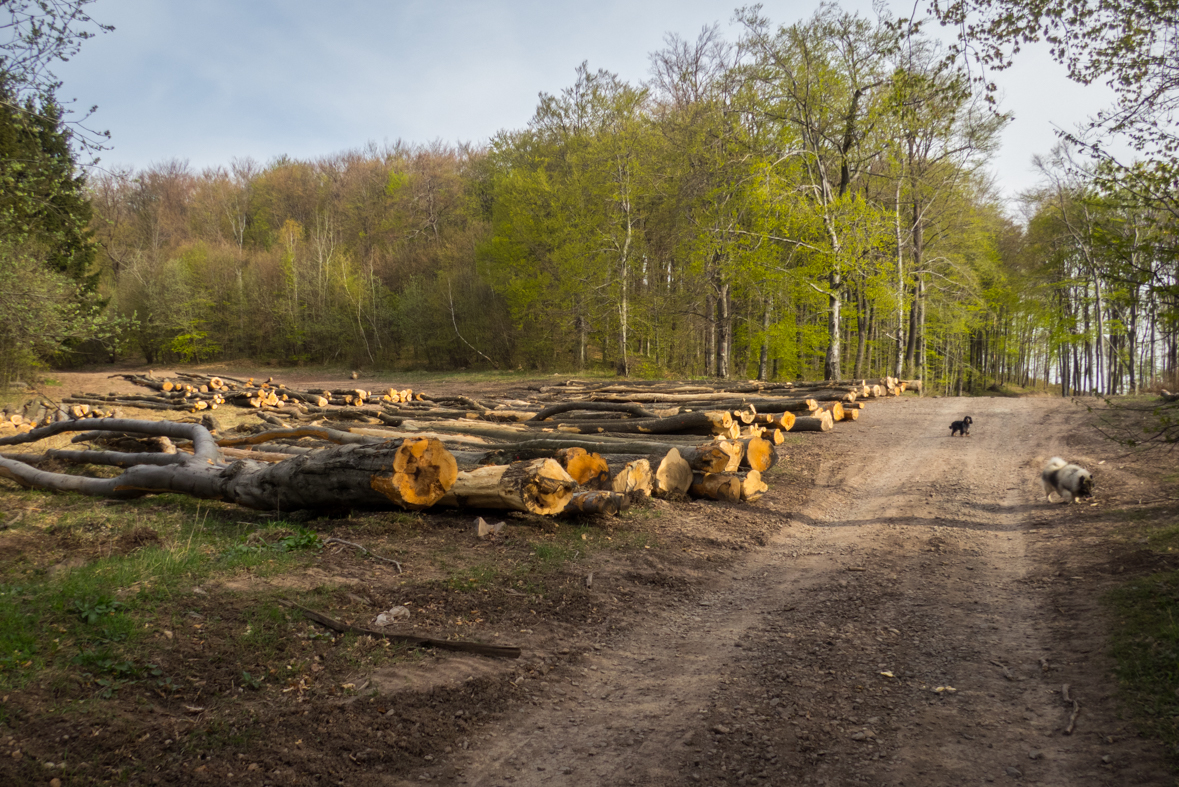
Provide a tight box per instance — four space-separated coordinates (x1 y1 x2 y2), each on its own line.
398 397 1169 786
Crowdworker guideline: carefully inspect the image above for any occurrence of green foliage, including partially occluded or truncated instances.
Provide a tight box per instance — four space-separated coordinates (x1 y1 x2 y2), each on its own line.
221 527 322 561
0 239 126 388
72 7 1115 389
0 72 125 386
70 595 128 624
934 0 1179 220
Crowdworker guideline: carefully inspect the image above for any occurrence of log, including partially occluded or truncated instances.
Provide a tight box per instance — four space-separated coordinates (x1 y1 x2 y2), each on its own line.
218 426 385 448
533 410 733 436
610 459 653 497
680 442 741 474
653 448 693 498
740 436 778 473
817 402 844 422
562 490 629 516
530 401 657 421
790 412 834 432
751 411 797 430
738 470 768 503
689 472 742 502
555 447 611 488
0 419 457 511
437 458 576 515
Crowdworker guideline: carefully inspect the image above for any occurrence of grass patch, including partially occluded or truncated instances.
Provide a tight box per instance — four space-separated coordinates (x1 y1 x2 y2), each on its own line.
1106 571 1179 752
0 492 326 694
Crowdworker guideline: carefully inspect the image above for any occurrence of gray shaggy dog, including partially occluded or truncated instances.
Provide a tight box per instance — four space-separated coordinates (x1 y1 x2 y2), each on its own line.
1041 457 1094 504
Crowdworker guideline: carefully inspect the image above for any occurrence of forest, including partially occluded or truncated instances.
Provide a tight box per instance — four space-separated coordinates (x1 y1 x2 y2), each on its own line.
2 0 1177 397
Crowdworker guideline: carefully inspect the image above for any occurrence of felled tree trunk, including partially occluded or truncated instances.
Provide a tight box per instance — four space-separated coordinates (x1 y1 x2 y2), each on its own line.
536 410 734 436
737 470 768 502
0 419 457 512
610 459 653 496
437 458 576 515
790 412 834 432
654 448 693 498
739 436 777 472
554 447 611 488
563 491 629 516
689 472 742 502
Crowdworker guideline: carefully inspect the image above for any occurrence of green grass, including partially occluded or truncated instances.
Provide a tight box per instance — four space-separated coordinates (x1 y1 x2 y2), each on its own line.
1106 572 1179 752
0 495 325 694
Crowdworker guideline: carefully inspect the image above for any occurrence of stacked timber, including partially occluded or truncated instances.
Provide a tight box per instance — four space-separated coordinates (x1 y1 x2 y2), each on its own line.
1 398 104 431
59 373 913 518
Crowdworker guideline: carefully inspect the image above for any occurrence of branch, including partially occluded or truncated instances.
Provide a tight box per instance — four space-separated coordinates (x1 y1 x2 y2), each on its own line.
322 537 403 574
280 602 521 659
448 277 500 369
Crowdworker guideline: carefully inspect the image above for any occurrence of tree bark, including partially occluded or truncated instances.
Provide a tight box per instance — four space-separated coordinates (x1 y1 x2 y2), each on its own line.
436 459 576 515
0 419 457 511
791 413 834 432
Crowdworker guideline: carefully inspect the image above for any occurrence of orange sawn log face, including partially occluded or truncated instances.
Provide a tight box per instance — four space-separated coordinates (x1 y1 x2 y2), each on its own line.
370 437 458 509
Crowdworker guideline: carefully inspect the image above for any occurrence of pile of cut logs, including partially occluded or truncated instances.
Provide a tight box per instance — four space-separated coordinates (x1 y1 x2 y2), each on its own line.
0 398 110 427
2 375 918 518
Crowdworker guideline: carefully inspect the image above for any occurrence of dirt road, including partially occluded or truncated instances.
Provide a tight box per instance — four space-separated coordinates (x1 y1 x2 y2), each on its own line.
399 396 1169 786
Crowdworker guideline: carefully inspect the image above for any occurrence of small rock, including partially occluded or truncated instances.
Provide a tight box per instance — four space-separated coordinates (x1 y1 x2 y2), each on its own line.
476 517 504 538
50 780 62 787
1005 766 1023 778
850 731 868 741
712 724 731 735
374 606 411 627
1028 750 1042 760
1101 755 1112 764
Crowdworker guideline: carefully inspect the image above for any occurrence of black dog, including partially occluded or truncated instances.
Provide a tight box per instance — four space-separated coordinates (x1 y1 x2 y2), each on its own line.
950 415 973 437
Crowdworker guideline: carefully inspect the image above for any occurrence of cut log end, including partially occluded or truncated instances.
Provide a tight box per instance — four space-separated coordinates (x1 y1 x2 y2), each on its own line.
654 448 693 498
556 446 611 488
370 437 458 509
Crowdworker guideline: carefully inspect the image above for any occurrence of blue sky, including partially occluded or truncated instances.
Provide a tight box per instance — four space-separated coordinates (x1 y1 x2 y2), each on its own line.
54 0 1117 203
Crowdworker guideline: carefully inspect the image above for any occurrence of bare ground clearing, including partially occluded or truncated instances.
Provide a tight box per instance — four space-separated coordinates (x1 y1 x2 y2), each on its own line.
0 369 1175 786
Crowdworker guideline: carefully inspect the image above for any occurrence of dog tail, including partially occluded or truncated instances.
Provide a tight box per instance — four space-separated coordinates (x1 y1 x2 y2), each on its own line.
1042 456 1067 474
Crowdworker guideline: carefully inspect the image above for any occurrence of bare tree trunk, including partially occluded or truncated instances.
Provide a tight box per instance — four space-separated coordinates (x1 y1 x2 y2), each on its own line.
757 297 771 382
824 267 842 381
716 280 731 379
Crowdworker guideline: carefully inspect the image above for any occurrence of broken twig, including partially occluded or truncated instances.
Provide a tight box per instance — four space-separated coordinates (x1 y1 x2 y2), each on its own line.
322 537 403 573
1062 683 1080 734
989 660 1014 681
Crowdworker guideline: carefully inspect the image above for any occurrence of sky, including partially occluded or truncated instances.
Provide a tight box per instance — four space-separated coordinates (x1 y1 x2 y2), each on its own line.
52 0 1119 205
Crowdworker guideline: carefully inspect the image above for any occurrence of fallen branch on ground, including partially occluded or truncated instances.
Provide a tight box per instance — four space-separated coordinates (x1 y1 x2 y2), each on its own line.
322 537 403 573
281 602 521 659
